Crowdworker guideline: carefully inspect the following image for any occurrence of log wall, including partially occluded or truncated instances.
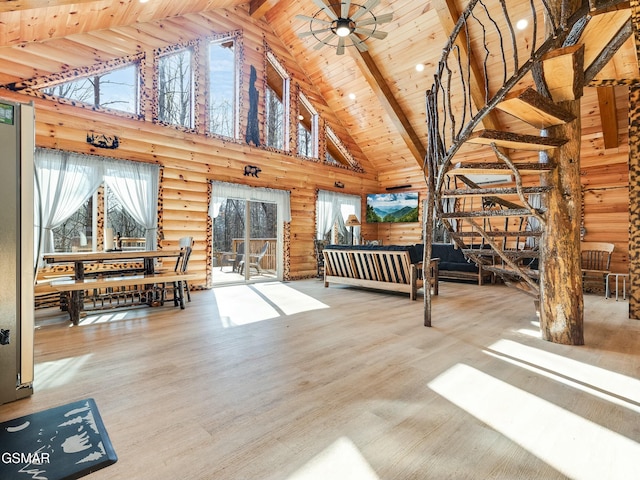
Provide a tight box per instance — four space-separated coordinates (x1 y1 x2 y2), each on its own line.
0 6 631 287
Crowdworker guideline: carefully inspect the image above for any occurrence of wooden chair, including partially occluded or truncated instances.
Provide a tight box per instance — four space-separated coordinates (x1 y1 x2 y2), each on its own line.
581 242 614 293
239 241 269 275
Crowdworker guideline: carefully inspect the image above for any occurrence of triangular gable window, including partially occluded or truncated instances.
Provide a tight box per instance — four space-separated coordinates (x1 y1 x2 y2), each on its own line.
325 126 356 169
41 64 139 115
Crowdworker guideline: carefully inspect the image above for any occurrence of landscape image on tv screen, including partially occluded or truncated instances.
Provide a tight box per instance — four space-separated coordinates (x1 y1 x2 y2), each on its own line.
366 192 419 223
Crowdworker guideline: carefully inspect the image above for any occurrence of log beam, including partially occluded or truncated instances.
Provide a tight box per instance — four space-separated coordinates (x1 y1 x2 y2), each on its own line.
597 86 620 149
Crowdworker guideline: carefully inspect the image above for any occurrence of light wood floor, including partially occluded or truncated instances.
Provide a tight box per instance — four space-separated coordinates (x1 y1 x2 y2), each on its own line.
2 280 639 479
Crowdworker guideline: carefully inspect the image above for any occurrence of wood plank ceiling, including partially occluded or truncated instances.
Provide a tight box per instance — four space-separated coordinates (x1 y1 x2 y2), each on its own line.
0 0 637 179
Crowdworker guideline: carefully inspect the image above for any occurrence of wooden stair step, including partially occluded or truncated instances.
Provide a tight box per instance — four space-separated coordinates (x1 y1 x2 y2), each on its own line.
466 129 567 150
462 249 539 260
497 87 576 129
452 231 542 238
445 161 555 176
441 208 540 219
442 186 552 198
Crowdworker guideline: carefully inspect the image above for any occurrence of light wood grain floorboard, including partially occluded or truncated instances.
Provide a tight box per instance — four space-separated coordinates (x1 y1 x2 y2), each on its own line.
1 280 639 479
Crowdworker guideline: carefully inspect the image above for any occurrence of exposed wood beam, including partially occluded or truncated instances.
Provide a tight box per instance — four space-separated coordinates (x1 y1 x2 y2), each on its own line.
350 49 427 166
596 86 619 148
249 0 280 19
432 0 502 132
0 0 99 13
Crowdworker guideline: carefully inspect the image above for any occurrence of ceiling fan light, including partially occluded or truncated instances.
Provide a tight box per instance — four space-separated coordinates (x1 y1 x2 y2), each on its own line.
333 18 353 37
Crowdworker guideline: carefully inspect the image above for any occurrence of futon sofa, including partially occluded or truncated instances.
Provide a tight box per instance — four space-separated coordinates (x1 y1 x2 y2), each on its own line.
431 243 493 285
322 244 439 300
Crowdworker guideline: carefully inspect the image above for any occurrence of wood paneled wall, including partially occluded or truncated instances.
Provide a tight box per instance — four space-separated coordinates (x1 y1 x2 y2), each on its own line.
0 5 632 285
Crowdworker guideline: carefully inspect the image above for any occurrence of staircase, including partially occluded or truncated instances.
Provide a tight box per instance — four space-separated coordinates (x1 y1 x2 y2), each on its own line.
424 0 632 314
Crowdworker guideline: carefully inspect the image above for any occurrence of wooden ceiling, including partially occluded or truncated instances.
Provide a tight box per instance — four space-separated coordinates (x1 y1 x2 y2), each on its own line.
0 0 637 180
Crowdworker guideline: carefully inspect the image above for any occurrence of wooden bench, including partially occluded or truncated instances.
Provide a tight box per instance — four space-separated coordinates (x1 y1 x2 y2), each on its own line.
323 247 439 300
51 272 197 325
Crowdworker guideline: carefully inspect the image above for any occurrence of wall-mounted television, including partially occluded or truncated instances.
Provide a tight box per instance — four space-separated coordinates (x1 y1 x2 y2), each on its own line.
366 192 419 223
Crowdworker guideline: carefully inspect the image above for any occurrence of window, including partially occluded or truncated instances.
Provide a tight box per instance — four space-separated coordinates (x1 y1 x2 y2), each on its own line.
158 48 194 128
42 64 139 114
209 38 237 138
265 53 289 150
298 94 318 158
52 186 146 252
316 190 361 245
36 149 159 254
325 127 353 167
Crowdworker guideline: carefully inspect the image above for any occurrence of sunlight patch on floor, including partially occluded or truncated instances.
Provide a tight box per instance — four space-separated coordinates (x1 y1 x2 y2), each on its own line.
215 285 280 326
286 436 379 480
487 339 640 413
428 363 639 480
34 354 92 390
78 311 131 325
253 282 329 315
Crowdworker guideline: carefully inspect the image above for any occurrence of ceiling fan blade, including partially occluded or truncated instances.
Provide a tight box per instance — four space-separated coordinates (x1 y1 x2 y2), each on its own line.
312 0 338 20
348 33 368 52
313 34 335 49
341 0 351 19
356 12 393 27
336 37 346 55
298 27 332 38
354 27 388 40
350 0 380 21
295 14 333 25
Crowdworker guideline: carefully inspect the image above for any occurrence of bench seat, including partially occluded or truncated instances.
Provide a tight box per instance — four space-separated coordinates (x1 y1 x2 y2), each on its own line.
51 272 197 325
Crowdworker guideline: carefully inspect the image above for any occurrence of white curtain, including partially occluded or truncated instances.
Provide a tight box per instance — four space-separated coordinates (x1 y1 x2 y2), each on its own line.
35 149 103 255
208 181 291 222
104 159 159 250
316 190 361 242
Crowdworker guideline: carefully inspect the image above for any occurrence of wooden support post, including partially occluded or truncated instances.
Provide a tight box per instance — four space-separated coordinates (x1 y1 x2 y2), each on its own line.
539 99 584 345
628 85 640 319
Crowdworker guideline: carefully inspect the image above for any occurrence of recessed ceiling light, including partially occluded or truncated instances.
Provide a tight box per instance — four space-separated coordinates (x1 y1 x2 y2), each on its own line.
516 19 528 30
298 115 304 120
348 93 356 100
415 63 425 72
140 0 150 3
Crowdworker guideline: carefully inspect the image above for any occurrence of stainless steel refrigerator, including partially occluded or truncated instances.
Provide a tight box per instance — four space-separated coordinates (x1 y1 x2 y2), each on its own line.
0 99 35 405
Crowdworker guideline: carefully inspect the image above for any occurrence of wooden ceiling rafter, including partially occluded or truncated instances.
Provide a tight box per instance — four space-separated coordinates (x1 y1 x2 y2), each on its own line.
596 86 619 149
250 0 281 18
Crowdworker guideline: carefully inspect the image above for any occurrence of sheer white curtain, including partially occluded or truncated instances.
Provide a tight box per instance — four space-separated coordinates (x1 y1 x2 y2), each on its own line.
208 181 291 221
104 159 160 250
35 149 103 255
316 190 361 242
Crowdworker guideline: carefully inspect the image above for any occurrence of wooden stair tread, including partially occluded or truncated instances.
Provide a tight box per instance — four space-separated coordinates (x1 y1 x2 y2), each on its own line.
484 265 540 278
466 129 567 150
497 87 576 129
462 249 539 259
441 208 540 219
578 8 631 74
452 231 542 238
446 161 554 176
442 186 552 197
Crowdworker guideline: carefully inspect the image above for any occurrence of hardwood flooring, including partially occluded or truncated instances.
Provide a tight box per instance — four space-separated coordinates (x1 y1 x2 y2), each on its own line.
2 280 639 479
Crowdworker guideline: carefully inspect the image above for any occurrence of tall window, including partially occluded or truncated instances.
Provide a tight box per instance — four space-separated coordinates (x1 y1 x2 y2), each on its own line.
158 48 193 128
316 190 361 245
42 64 139 114
298 94 318 158
265 53 289 150
209 38 237 138
325 127 353 167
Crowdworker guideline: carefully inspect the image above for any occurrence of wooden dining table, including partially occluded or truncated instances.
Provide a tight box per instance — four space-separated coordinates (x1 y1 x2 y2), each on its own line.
42 249 183 280
42 250 187 324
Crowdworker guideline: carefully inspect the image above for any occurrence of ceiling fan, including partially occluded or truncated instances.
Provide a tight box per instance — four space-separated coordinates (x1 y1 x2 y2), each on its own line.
296 0 393 55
